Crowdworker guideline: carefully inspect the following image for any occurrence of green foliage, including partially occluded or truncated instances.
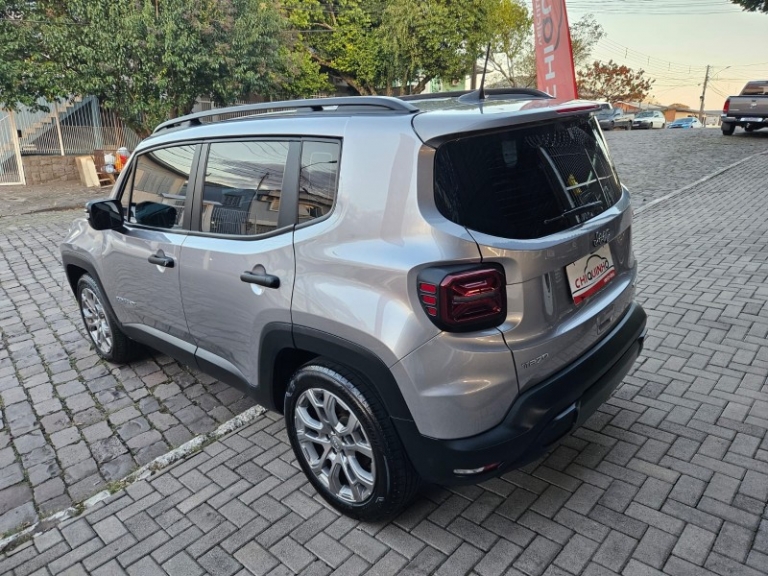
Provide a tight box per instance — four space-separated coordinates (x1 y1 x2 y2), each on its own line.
730 0 768 11
577 60 654 103
1 0 324 135
284 0 499 95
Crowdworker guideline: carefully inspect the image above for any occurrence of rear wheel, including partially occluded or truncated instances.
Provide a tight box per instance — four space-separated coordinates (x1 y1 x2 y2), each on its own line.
284 361 420 521
722 123 736 136
77 274 135 363
660 123 665 129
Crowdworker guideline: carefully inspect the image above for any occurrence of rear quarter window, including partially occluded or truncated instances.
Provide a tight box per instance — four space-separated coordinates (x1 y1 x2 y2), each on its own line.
434 116 622 240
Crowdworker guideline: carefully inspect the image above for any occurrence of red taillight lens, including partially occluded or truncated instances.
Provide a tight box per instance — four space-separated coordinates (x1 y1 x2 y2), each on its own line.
418 266 506 332
723 99 730 114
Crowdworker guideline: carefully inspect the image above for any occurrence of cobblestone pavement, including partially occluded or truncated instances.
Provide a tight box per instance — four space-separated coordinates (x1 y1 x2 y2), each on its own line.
0 182 108 218
603 128 768 205
0 214 255 535
1 150 767 575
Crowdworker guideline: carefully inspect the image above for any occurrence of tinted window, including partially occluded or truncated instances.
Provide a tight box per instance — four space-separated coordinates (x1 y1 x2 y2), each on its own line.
129 145 196 229
201 141 290 236
299 141 339 223
434 116 622 240
742 82 768 96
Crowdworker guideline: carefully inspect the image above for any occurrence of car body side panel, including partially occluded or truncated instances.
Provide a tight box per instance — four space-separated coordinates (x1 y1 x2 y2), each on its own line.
391 330 518 439
291 116 481 368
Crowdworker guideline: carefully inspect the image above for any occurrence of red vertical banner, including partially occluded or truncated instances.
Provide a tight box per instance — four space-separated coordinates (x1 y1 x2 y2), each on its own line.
532 0 578 100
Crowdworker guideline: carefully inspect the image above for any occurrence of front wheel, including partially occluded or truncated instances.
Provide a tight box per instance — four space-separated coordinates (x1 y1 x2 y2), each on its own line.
722 123 736 136
284 362 420 521
77 274 135 363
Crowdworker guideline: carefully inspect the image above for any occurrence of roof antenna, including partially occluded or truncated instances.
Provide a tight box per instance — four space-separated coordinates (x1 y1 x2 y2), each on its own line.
478 43 491 101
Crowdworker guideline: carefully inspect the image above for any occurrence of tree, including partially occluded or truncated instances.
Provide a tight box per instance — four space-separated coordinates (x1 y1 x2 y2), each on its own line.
577 60 654 103
1 0 326 136
284 0 500 95
488 14 605 89
729 0 768 11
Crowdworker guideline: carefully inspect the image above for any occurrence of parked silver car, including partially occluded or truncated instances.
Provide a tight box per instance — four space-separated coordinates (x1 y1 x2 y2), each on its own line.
61 91 646 520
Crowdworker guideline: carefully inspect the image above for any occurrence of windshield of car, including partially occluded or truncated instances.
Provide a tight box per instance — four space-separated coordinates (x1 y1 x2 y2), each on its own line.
636 111 653 118
596 110 613 118
742 81 768 96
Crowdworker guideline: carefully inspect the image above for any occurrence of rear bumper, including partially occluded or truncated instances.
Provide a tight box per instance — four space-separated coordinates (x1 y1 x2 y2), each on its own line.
394 301 647 485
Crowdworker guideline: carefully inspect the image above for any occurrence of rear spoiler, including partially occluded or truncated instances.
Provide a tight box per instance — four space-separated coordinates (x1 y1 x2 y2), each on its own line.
412 100 603 146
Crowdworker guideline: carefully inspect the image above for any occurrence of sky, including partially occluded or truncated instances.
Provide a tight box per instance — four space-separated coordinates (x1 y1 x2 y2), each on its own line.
527 0 768 109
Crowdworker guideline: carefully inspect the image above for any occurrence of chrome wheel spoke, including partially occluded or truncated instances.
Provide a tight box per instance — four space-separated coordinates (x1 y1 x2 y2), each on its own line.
80 287 112 355
294 386 376 504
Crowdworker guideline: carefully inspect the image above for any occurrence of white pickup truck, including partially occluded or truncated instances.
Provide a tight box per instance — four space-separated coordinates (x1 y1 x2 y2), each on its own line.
721 80 768 135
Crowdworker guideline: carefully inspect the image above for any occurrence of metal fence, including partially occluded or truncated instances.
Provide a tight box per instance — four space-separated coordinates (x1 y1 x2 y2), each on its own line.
12 96 141 157
0 111 24 185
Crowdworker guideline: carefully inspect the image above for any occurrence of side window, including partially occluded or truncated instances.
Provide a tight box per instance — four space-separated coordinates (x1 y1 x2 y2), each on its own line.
299 141 340 223
202 141 290 236
127 145 195 229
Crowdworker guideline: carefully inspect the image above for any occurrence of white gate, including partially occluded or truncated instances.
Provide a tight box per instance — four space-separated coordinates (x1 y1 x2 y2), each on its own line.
0 110 25 185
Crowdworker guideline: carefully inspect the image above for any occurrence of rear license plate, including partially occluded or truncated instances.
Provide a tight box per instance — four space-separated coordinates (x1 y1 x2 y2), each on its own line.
566 244 616 305
741 117 763 122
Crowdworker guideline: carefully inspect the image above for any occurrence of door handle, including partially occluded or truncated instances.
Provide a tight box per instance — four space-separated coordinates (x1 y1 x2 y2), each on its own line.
240 271 280 289
148 253 174 268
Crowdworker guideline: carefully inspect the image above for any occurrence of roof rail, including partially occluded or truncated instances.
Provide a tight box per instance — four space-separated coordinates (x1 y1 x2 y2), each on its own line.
152 96 419 134
399 87 552 102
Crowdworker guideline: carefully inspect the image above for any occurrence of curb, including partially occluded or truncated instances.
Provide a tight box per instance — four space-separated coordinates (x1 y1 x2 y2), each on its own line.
0 405 267 554
635 150 768 216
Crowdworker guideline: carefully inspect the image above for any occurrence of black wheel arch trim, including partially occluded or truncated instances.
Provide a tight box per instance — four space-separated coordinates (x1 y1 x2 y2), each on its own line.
61 251 120 324
260 324 415 423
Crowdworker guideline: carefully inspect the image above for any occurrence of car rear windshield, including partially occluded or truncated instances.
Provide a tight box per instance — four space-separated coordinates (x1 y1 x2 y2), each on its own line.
434 115 623 240
742 81 768 96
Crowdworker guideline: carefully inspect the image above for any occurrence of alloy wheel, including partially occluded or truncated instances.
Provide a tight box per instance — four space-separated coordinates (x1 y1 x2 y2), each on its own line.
80 287 113 354
294 388 376 503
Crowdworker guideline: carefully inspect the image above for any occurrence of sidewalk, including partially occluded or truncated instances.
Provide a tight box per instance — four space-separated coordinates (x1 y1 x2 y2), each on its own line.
0 182 106 218
2 152 767 575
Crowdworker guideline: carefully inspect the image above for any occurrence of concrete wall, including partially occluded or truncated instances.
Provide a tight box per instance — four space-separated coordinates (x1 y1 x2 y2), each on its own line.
21 155 79 185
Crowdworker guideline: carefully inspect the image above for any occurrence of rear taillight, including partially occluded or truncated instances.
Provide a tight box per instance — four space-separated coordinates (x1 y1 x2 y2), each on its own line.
417 266 506 332
723 99 730 114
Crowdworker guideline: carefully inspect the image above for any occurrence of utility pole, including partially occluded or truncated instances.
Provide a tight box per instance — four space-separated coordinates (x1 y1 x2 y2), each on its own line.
698 65 710 124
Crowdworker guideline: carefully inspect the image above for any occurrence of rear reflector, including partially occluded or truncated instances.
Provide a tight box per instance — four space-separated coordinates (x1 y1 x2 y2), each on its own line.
418 265 506 332
454 462 502 476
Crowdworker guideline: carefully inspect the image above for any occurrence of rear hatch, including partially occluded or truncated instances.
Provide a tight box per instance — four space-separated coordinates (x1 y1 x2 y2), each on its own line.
417 108 636 391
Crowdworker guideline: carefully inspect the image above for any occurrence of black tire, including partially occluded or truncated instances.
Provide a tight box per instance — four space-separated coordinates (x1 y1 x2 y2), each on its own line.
722 123 736 136
284 361 420 521
626 123 632 131
660 123 665 129
76 274 135 363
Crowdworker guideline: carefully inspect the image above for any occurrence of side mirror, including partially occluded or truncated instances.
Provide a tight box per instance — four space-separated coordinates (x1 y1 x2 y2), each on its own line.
86 199 124 231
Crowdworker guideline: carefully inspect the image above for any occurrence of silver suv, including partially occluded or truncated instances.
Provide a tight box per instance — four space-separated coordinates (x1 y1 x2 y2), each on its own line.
61 90 646 520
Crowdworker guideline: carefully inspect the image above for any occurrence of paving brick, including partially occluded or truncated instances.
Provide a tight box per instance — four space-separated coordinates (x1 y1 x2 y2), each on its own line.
512 536 561 576
713 522 755 563
633 527 676 569
162 551 204 576
593 530 637 572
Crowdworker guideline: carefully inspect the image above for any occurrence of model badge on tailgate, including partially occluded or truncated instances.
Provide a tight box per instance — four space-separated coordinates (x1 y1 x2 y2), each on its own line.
593 229 610 247
521 353 549 369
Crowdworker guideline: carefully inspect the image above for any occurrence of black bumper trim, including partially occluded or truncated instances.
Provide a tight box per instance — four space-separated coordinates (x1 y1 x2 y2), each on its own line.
393 302 647 485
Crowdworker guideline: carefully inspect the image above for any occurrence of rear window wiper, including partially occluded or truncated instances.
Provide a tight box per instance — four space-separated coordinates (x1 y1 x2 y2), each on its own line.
543 201 604 225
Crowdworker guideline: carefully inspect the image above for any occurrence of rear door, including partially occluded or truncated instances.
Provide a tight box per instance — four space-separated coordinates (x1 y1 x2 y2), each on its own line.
179 139 299 392
432 114 636 391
